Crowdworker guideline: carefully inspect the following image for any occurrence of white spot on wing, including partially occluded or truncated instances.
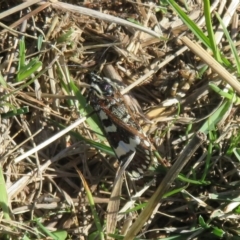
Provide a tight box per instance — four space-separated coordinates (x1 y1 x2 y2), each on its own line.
143 139 151 147
115 136 141 158
122 114 131 123
141 164 147 169
99 110 108 120
99 110 117 132
152 157 158 164
144 149 150 155
104 124 117 132
145 156 151 161
131 171 140 179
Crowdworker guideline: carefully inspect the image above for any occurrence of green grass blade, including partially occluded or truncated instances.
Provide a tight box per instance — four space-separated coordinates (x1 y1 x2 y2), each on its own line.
77 170 104 240
56 66 105 141
0 167 11 220
167 0 230 67
203 0 221 61
209 82 240 104
70 128 115 156
215 12 240 73
167 0 211 48
49 119 115 157
1 106 29 119
17 58 42 82
56 29 74 44
34 218 60 240
0 72 7 87
199 100 232 134
37 34 43 51
68 80 106 141
18 38 26 70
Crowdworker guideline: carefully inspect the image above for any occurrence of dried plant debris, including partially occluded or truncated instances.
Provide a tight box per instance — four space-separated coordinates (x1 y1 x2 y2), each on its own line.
0 0 240 239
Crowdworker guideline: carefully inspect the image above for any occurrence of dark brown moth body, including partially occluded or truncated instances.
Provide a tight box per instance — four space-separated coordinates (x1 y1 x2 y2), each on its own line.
88 73 167 179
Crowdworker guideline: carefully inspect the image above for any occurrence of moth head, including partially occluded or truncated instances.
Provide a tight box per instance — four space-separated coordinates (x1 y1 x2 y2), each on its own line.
89 72 115 99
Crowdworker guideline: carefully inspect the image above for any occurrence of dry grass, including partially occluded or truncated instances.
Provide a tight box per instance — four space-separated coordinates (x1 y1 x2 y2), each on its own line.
1 1 240 239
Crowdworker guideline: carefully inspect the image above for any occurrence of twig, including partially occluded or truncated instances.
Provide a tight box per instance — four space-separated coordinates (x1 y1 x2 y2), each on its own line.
181 36 240 95
14 116 87 164
51 1 161 38
124 132 206 239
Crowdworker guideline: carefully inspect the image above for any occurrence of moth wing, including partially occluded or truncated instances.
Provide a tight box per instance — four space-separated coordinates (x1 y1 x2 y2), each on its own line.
97 107 153 179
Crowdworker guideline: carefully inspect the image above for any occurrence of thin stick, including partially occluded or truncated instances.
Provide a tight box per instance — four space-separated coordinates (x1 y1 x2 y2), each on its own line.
14 116 87 164
181 36 240 95
121 46 188 94
51 1 161 38
124 132 206 239
0 0 42 20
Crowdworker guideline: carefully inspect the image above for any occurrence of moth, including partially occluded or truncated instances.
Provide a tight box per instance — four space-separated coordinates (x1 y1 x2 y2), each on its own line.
88 72 168 179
